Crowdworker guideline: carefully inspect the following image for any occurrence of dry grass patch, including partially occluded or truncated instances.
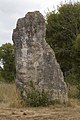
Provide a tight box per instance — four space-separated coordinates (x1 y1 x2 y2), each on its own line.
0 82 23 108
0 82 80 108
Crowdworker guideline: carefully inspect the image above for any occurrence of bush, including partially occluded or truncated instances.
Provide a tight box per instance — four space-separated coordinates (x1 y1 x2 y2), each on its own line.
20 80 70 107
26 89 49 107
25 81 49 107
68 85 79 98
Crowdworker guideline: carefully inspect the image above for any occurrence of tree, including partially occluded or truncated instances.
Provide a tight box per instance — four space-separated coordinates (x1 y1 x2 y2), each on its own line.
73 34 80 83
74 34 80 51
0 43 16 82
46 2 80 79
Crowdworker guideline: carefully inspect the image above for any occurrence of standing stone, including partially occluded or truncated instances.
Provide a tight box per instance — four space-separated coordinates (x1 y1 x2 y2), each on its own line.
12 11 68 103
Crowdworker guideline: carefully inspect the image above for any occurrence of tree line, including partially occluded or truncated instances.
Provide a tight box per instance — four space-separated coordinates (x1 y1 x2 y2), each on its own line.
46 2 80 86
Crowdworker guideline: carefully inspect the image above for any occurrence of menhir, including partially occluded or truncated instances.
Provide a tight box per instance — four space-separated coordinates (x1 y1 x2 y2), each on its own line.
12 11 68 103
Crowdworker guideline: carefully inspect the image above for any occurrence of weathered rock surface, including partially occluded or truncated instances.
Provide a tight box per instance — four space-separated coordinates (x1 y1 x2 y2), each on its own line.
12 11 68 102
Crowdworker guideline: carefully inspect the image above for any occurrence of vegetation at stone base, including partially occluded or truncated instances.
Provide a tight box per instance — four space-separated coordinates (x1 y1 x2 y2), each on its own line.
26 89 49 107
0 43 16 83
19 80 63 107
21 81 50 107
46 2 80 97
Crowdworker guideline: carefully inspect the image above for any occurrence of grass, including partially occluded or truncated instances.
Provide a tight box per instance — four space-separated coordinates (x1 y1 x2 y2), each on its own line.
0 82 23 108
0 82 80 119
68 85 79 98
0 75 80 117
0 82 80 108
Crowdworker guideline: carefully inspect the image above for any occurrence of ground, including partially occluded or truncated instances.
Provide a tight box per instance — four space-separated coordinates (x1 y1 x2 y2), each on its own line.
0 83 80 120
0 105 80 120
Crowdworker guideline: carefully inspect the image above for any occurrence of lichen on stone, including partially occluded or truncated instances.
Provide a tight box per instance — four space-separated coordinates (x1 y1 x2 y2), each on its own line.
12 11 68 104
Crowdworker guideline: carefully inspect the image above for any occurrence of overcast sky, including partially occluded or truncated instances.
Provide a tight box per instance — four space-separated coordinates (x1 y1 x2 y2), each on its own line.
0 0 78 46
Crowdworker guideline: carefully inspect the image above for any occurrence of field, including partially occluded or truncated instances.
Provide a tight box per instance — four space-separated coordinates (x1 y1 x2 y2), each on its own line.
0 83 80 120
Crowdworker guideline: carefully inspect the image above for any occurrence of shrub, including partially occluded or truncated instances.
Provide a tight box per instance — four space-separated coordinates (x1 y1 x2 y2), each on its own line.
25 81 49 107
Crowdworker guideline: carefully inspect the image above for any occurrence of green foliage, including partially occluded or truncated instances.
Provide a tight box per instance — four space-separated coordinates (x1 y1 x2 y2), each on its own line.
74 34 80 51
26 89 49 107
20 81 66 107
68 84 79 98
0 43 16 82
25 81 49 107
0 68 4 81
46 2 80 85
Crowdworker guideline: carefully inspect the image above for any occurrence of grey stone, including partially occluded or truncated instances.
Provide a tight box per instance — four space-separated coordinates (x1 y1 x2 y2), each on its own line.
12 11 68 103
